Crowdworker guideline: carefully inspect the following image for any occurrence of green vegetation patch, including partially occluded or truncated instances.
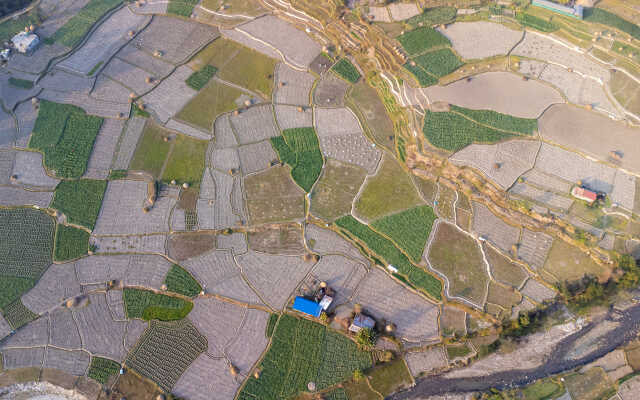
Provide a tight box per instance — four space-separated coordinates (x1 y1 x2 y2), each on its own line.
413 48 463 77
404 62 438 86
516 13 558 32
51 179 107 230
185 65 217 90
397 27 451 56
88 357 121 385
519 378 565 400
446 344 472 359
368 358 413 397
423 110 515 152
371 205 437 263
0 276 35 311
270 127 323 192
54 224 89 262
163 264 202 298
52 0 123 47
542 240 607 283
29 100 104 179
177 80 243 130
8 77 34 89
406 6 457 29
310 158 368 221
336 215 442 300
123 288 193 321
108 169 128 180
331 58 361 83
2 299 37 330
240 314 372 399
0 10 42 43
346 80 395 151
129 121 171 178
266 313 278 338
161 135 208 188
584 8 640 40
564 367 615 400
167 0 198 17
451 105 538 134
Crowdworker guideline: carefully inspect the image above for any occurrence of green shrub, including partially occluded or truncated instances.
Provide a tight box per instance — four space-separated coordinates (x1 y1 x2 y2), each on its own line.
8 77 34 89
270 127 323 192
397 27 451 56
88 357 121 385
123 288 193 321
185 65 217 90
584 8 640 40
516 13 558 32
331 58 361 83
51 179 107 230
54 225 88 262
164 264 202 297
406 6 457 28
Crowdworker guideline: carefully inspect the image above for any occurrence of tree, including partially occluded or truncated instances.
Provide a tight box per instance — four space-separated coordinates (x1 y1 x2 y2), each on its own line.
355 328 376 350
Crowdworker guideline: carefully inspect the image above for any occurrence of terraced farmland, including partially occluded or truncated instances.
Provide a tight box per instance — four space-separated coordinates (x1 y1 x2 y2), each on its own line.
271 127 324 192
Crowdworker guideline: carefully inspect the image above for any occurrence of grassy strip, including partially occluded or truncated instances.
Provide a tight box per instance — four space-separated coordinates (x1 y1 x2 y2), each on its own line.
331 58 361 83
163 264 202 298
29 100 103 179
167 0 199 17
108 169 127 180
185 65 217 90
2 299 37 330
266 313 278 338
87 357 121 385
51 179 107 230
54 225 88 262
52 0 123 47
406 6 457 28
87 61 104 76
335 216 442 301
240 314 372 399
123 288 193 321
371 205 437 263
0 276 35 311
8 77 34 89
270 127 323 192
423 110 514 152
397 26 451 56
584 8 640 40
451 105 538 134
516 13 558 32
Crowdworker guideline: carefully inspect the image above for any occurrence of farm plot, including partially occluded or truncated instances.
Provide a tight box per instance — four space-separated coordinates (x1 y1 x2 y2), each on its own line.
94 180 176 235
354 155 423 221
211 147 240 173
240 314 371 399
427 222 488 307
38 89 131 119
521 279 556 303
450 139 540 190
0 70 39 110
54 224 89 262
74 254 129 286
314 73 350 108
0 187 53 208
305 224 368 263
112 117 146 171
244 165 305 225
518 229 553 270
1 314 49 348
187 296 245 356
238 140 278 175
14 102 38 149
84 118 124 179
331 58 361 84
164 264 202 298
123 288 193 321
420 72 563 118
90 75 131 104
519 170 573 195
2 300 37 331
161 135 208 188
304 255 368 307
51 179 107 230
440 306 467 337
57 7 149 75
213 114 237 148
7 42 67 75
335 216 442 300
611 70 640 118
509 182 574 211
51 0 124 48
388 2 421 20
102 57 159 96
141 66 198 123
225 308 272 372
486 282 521 317
172 354 240 400
512 32 610 83
274 105 312 131
319 132 381 174
248 225 304 255
0 150 16 185
237 250 316 309
126 319 207 392
236 15 322 69
406 48 463 85
310 158 368 221
230 104 279 145
132 16 220 66
21 263 81 315
167 232 216 262
437 21 522 60
11 150 60 189
217 232 248 255
405 347 448 377
93 234 167 255
87 356 121 385
472 202 521 254
274 63 315 106
124 255 173 290
565 367 614 400
197 169 241 229
485 245 529 288
73 293 127 361
0 108 15 149
271 127 323 192
28 100 104 179
0 347 45 370
398 27 451 56
49 308 82 349
542 240 608 283
367 6 392 22
0 313 11 340
181 249 261 304
539 104 640 178
44 348 90 376
176 80 244 131
354 268 440 343
346 80 395 151
115 42 175 79
371 205 437 263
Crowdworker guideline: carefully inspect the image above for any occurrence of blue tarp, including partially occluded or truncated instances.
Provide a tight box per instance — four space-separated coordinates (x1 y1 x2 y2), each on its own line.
292 297 322 318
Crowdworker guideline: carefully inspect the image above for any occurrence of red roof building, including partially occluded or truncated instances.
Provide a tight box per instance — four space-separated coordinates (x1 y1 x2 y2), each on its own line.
571 186 598 204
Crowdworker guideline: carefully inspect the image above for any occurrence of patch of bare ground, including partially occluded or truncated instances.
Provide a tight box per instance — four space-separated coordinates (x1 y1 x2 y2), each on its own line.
248 224 305 255
440 306 467 337
167 232 217 262
484 245 529 289
244 165 305 225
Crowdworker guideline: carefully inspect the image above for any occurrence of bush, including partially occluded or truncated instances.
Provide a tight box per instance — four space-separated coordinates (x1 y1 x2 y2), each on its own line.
8 77 34 89
270 127 323 192
584 8 640 40
397 27 451 56
51 179 107 230
163 264 202 297
123 288 193 321
331 58 361 83
54 224 88 262
355 328 376 350
185 65 217 90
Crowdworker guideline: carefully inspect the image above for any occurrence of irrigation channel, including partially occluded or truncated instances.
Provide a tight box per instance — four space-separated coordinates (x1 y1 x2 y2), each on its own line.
389 303 640 399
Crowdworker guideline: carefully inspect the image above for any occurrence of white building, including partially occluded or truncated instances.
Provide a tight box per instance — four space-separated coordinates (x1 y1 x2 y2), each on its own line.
11 31 40 54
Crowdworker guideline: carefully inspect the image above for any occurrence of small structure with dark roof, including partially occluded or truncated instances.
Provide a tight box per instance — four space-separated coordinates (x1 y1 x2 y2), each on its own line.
349 313 376 333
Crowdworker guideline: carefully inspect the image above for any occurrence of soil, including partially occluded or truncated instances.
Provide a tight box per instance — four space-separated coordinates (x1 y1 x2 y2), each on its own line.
247 224 305 255
167 232 216 261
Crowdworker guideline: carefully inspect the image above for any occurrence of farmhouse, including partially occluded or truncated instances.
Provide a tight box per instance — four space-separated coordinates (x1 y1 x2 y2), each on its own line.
531 0 584 19
571 186 598 204
11 31 40 54
349 313 376 333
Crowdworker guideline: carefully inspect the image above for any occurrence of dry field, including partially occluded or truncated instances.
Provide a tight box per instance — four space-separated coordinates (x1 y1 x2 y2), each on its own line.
521 279 557 303
438 22 522 60
304 224 369 264
173 354 239 400
387 3 421 21
405 347 448 377
310 158 368 221
141 66 198 124
21 263 81 315
440 305 467 337
518 229 554 271
304 255 368 307
248 224 305 255
314 74 350 108
274 63 315 106
472 203 521 254
542 240 608 283
244 165 306 225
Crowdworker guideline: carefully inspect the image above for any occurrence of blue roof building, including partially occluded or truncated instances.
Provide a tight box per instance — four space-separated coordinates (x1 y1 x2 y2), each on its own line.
292 297 322 318
532 0 584 19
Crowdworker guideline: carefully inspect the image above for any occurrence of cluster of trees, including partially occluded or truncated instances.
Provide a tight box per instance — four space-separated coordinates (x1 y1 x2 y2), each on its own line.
0 0 33 19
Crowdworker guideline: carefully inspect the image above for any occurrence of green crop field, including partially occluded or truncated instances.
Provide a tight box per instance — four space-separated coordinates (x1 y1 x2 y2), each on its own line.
161 135 208 188
266 313 278 338
516 13 558 32
423 110 514 152
0 10 42 42
335 215 442 300
413 48 463 77
29 100 103 179
185 65 217 90
406 6 457 28
168 0 198 17
51 179 107 230
2 299 37 329
163 264 202 298
450 105 538 134
129 121 171 178
397 27 451 56
371 205 438 263
0 276 35 311
177 80 243 130
123 288 193 321
404 62 438 86
584 8 640 40
331 58 361 83
51 0 123 47
54 224 88 262
240 314 372 399
88 357 121 385
8 77 34 89
270 127 323 192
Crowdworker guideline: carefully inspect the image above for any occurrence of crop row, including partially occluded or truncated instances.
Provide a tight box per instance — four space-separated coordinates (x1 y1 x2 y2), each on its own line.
412 48 463 78
404 62 438 86
87 356 121 385
185 65 218 91
271 127 323 192
423 110 514 152
51 179 108 231
331 58 361 83
335 215 442 300
0 276 35 311
54 224 89 262
52 0 124 47
123 288 193 321
397 27 451 56
515 13 558 33
405 6 457 29
2 299 37 330
584 8 640 40
168 0 199 18
450 105 538 135
164 264 202 298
